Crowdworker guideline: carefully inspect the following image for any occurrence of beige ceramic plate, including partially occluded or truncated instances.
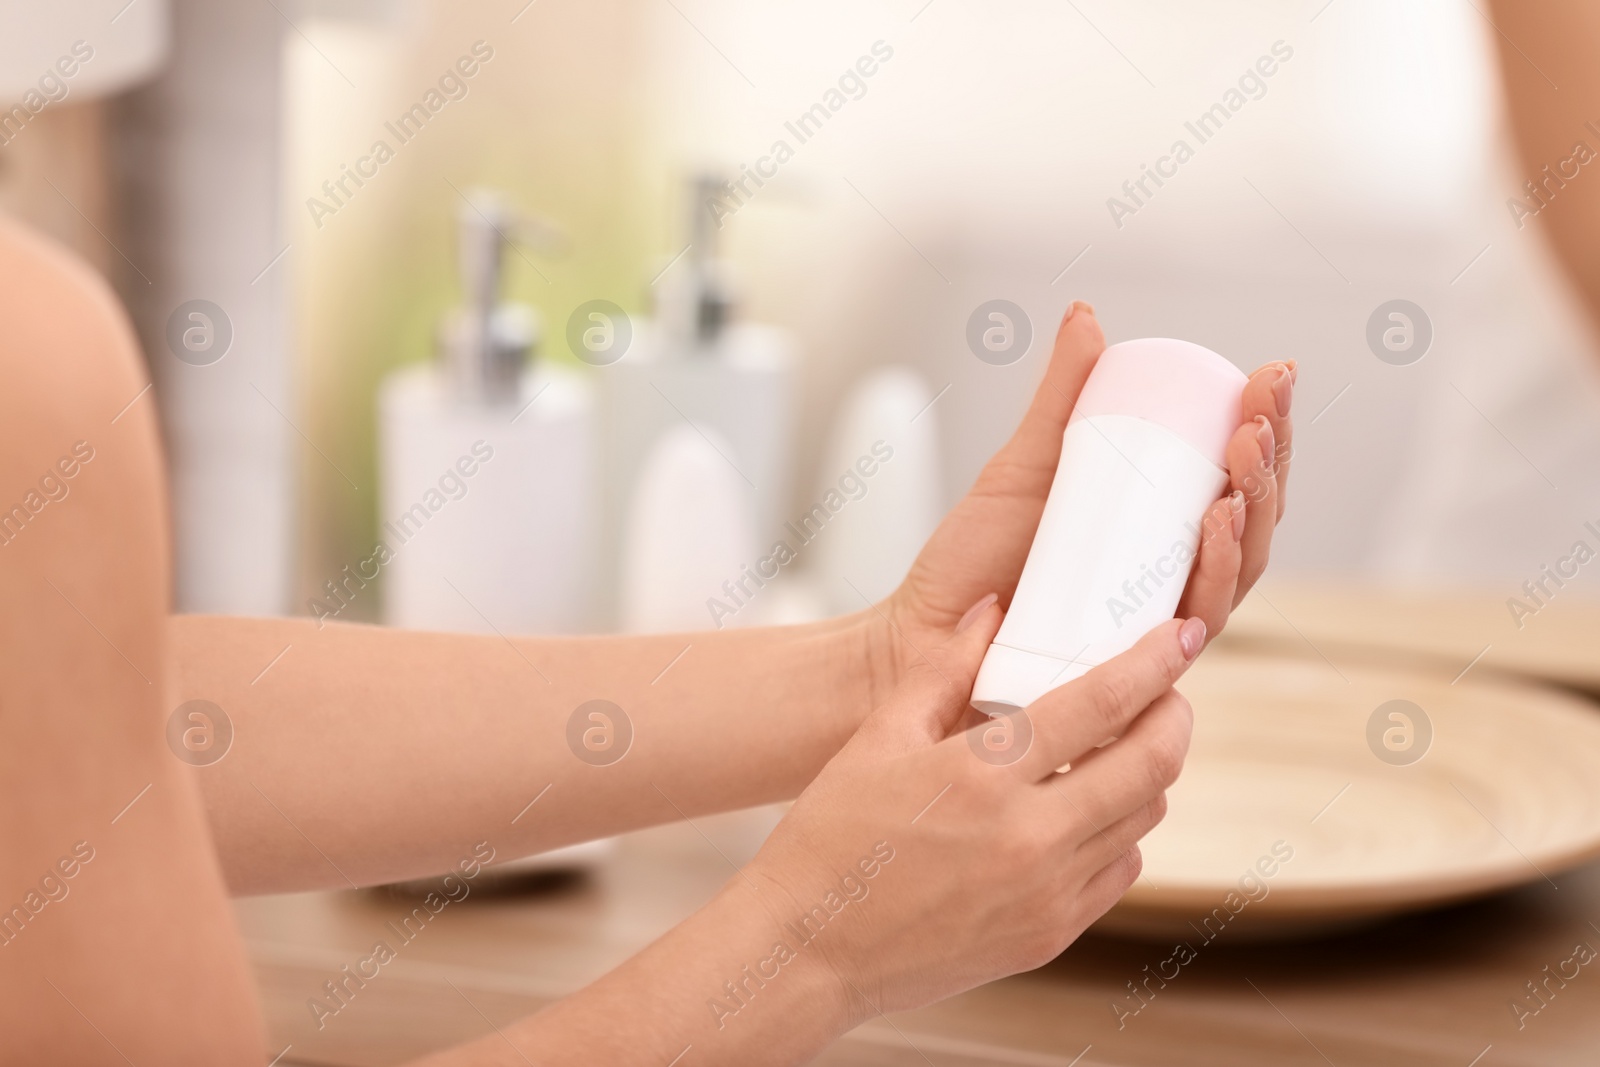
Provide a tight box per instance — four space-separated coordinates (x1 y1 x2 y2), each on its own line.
1096 650 1600 940
1217 580 1600 694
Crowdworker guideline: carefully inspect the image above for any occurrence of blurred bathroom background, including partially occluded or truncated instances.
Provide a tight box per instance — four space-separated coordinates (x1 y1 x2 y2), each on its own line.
6 0 1600 633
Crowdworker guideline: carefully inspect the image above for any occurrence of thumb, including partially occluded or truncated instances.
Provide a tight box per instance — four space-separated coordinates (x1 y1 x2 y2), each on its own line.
851 594 1004 758
982 303 1105 491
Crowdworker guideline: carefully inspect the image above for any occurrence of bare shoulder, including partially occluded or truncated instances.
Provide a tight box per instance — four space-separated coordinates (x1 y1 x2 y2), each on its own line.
0 212 147 430
0 215 265 1061
0 211 164 591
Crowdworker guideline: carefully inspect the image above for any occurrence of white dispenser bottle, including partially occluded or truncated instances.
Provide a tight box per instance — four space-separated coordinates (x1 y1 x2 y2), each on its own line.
379 189 597 635
970 338 1246 715
596 173 795 628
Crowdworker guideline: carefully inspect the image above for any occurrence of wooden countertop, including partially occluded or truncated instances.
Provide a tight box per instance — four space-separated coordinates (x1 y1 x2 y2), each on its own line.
1217 581 1600 697
239 811 1600 1066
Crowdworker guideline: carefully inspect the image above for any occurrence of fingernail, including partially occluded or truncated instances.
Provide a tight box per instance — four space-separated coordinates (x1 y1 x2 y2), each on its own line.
1229 490 1247 540
956 593 999 634
1285 359 1298 385
1178 617 1207 661
1272 366 1292 418
1255 415 1275 467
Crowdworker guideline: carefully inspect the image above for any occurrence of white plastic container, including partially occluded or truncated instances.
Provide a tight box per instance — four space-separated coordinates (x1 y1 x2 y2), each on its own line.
596 175 795 628
378 361 596 635
377 189 597 635
970 338 1246 715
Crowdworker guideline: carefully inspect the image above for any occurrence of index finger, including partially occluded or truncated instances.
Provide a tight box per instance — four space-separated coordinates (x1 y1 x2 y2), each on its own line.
981 303 1105 496
1016 617 1205 780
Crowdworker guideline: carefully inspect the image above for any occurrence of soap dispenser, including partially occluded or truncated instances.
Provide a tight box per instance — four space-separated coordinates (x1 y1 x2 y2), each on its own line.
597 173 797 629
379 188 597 636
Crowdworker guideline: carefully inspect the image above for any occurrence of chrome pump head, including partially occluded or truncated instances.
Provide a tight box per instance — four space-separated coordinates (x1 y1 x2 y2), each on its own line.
439 188 561 404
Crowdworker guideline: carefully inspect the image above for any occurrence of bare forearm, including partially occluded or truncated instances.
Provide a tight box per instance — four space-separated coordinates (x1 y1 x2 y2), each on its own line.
411 877 855 1067
170 612 894 894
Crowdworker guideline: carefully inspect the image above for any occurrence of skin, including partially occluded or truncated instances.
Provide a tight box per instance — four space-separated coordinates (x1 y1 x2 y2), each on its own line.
172 307 1293 897
419 617 1208 1066
0 217 264 1064
1487 0 1600 335
0 210 1293 1063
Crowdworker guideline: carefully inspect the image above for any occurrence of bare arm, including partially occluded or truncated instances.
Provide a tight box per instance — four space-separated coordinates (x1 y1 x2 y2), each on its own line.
1488 0 1600 332
4 202 1294 1062
0 215 263 1064
412 607 1207 1066
179 305 1295 900
172 609 888 894
178 303 1295 899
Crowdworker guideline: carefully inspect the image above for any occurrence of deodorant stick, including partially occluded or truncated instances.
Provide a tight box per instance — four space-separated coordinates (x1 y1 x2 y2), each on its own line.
970 338 1247 716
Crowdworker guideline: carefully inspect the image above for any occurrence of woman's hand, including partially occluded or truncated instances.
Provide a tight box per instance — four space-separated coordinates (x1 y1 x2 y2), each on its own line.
424 606 1202 1067
743 599 1204 1026
880 303 1294 684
